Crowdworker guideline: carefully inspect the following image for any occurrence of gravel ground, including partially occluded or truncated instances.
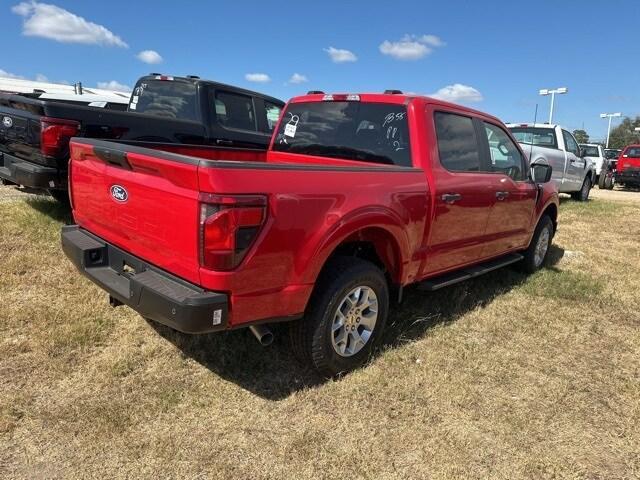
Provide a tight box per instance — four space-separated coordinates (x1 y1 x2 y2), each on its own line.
590 186 640 203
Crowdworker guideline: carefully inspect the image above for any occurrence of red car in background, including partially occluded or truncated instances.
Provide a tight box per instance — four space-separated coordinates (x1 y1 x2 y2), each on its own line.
615 145 640 188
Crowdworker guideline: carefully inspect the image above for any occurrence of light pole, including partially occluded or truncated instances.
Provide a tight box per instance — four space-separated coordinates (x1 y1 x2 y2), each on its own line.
539 87 568 124
600 112 622 148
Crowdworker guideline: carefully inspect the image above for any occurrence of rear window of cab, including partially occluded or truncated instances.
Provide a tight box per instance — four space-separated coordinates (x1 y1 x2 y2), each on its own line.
623 147 640 158
580 145 600 157
273 101 412 167
508 127 558 149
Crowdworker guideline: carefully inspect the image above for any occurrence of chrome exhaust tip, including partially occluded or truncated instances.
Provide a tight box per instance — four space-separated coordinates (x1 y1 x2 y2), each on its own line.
249 324 273 346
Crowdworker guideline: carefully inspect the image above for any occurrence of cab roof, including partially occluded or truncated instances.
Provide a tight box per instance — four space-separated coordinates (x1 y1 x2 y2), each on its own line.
136 74 285 106
287 92 505 125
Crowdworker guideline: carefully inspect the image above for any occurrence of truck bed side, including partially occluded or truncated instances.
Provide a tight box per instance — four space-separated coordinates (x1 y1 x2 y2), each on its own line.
69 139 429 326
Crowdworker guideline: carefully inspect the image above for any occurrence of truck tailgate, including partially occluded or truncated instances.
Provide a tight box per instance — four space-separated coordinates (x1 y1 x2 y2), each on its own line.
69 139 202 284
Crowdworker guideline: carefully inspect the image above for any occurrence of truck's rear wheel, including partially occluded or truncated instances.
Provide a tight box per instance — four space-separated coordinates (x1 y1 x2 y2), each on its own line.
598 173 606 189
571 177 591 201
519 215 553 274
604 176 614 190
289 257 389 377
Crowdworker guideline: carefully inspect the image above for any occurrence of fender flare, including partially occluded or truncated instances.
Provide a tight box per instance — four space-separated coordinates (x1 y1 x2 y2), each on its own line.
298 206 412 286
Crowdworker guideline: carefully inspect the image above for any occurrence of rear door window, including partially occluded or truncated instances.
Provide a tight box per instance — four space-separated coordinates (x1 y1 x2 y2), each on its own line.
434 112 481 172
215 91 257 132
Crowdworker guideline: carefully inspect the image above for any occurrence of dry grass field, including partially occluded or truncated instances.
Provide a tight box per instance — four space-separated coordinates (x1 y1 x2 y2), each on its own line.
1 185 639 479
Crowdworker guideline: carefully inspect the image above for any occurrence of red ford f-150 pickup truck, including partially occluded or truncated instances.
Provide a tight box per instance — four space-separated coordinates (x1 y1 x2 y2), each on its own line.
62 92 559 376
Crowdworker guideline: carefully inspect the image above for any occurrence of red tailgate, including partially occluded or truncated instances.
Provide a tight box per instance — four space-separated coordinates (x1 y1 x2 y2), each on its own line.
69 140 202 285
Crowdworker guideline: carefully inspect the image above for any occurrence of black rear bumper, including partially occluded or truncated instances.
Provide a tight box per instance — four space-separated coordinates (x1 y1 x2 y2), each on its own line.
61 225 229 333
615 169 640 185
0 151 64 189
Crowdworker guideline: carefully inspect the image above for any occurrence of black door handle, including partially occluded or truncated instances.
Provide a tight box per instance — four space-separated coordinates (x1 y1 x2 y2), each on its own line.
495 191 510 200
441 193 462 204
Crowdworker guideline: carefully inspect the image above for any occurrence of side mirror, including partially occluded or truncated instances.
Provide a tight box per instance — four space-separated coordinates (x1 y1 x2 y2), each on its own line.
531 163 552 183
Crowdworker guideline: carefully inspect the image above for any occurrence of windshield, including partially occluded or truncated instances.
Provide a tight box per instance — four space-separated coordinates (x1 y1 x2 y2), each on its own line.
605 149 621 159
130 80 198 121
580 145 600 157
273 101 411 167
508 127 558 149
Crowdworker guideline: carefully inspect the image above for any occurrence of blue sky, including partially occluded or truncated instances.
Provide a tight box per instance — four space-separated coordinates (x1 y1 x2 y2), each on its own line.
1 0 638 140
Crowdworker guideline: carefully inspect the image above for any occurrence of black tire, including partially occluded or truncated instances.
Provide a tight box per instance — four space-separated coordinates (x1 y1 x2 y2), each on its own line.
48 189 70 205
571 176 591 201
604 176 614 190
598 173 606 189
519 215 553 274
289 256 389 377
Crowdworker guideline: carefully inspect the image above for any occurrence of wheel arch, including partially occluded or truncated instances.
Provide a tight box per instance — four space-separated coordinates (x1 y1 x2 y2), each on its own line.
540 201 558 234
320 226 404 284
301 212 411 291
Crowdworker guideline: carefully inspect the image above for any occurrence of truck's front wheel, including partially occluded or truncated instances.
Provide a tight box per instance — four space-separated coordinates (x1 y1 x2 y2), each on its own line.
290 257 389 377
519 215 553 274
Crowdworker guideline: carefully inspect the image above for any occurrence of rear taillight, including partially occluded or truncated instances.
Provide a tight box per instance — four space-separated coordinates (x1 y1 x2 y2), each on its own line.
199 194 267 271
68 153 74 209
40 117 80 157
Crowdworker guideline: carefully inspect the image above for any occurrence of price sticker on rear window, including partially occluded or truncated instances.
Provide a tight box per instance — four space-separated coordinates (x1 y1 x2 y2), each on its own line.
284 114 300 137
284 123 297 137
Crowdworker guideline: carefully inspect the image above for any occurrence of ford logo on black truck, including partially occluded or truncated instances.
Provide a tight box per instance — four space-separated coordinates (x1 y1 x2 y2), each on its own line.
110 185 128 202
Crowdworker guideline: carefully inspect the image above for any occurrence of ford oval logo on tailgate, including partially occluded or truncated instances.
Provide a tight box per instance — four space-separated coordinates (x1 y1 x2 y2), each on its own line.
110 185 128 203
2 116 12 128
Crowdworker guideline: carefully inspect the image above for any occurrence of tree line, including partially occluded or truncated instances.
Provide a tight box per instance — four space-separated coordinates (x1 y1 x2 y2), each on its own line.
572 116 640 149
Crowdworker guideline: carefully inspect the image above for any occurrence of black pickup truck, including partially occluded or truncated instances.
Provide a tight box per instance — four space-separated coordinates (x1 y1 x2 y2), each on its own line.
0 74 284 200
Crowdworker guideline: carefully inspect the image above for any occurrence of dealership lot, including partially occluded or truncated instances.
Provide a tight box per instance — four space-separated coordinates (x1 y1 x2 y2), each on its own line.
1 186 638 479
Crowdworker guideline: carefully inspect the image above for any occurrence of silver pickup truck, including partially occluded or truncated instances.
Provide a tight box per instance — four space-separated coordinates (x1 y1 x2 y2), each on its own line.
507 123 596 201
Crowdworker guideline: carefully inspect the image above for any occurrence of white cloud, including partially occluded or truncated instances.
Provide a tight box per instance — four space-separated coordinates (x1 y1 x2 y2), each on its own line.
324 47 357 63
0 69 25 79
137 50 163 64
12 1 128 47
420 34 445 47
0 69 66 84
287 73 308 84
97 80 131 93
245 73 271 83
429 84 483 103
379 34 445 60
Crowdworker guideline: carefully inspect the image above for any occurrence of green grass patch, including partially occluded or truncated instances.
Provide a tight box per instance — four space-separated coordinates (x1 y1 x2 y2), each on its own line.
559 197 620 217
521 268 603 301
